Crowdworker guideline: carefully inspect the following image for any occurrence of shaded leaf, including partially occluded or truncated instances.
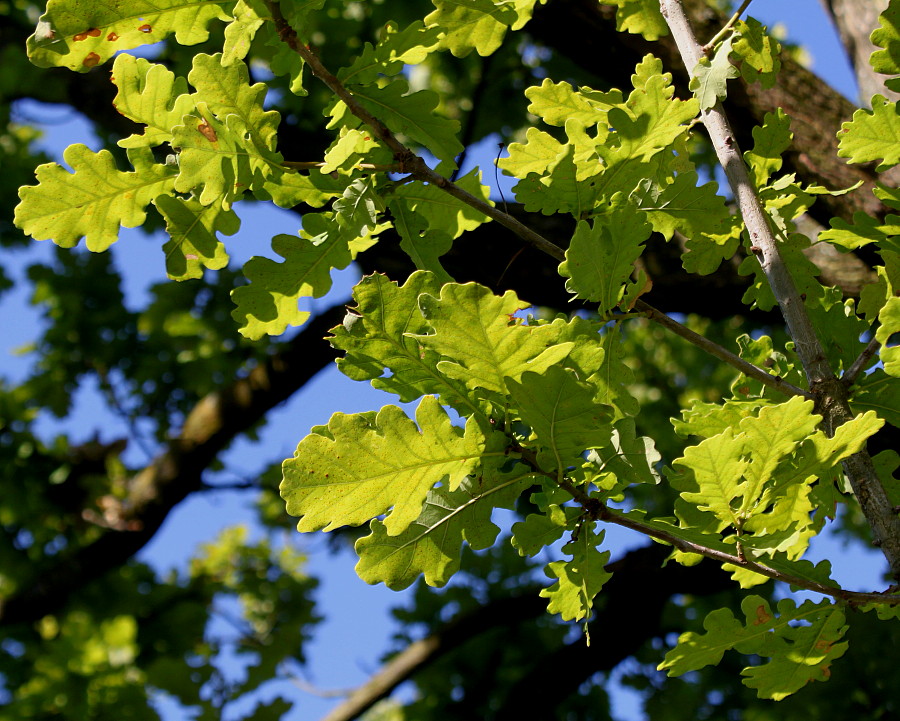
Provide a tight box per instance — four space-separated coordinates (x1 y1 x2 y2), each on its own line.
155 194 237 280
558 205 652 313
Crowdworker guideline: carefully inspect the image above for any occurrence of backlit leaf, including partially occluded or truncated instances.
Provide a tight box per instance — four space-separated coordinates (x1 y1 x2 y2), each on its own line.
411 282 574 393
540 527 612 622
601 0 667 41
660 597 848 700
838 96 900 170
355 469 533 589
559 204 652 313
507 366 613 471
425 0 542 57
112 55 195 149
27 0 231 72
332 272 484 417
281 396 496 536
15 144 176 251
231 212 358 339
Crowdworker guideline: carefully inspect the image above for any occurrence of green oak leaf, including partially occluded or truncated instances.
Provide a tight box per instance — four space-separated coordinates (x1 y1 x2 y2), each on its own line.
820 211 900 251
838 95 900 170
425 0 542 57
690 36 739 110
525 78 623 127
155 194 237 280
188 53 281 160
673 397 882 541
674 398 773 438
281 396 497 536
608 62 699 161
355 468 533 589
255 169 347 210
876 296 900 376
170 55 285 206
511 505 573 557
732 18 781 88
675 425 749 530
340 20 441 85
393 169 493 238
27 0 231 72
112 55 195 149
873 449 900 508
744 109 793 187
558 204 652 313
331 272 479 414
349 77 463 163
333 176 385 235
850 369 900 428
872 0 900 92
632 171 730 241
540 527 612 622
500 124 600 183
498 127 566 179
735 398 822 516
411 283 574 393
660 597 848 701
507 366 613 471
602 0 667 41
859 250 900 321
222 0 267 66
388 197 454 283
172 109 244 208
587 418 662 494
514 145 601 217
320 129 382 174
231 212 358 339
15 144 176 252
265 26 307 96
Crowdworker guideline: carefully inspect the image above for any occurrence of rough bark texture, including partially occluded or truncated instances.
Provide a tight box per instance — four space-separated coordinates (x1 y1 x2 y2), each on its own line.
820 0 897 103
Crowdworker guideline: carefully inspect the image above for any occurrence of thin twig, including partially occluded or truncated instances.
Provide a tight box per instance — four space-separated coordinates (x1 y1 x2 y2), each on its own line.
634 300 812 398
554 474 900 606
265 0 799 400
703 0 754 53
843 335 881 386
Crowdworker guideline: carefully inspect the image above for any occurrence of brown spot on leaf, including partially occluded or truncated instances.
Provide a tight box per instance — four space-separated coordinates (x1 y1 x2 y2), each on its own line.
74 27 101 41
82 52 101 68
753 604 772 626
138 24 152 33
197 120 217 143
107 32 119 41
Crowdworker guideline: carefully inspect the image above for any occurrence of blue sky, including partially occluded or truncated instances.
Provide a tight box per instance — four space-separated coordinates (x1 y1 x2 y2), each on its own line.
0 1 887 719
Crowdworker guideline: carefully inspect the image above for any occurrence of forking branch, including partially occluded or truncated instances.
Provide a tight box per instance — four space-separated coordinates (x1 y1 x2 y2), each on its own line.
263 0 808 402
660 0 900 582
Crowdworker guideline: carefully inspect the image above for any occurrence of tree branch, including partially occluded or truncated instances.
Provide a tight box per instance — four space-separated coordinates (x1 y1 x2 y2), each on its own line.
319 544 733 721
266 0 802 400
662 0 900 583
843 335 882 386
0 304 345 626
